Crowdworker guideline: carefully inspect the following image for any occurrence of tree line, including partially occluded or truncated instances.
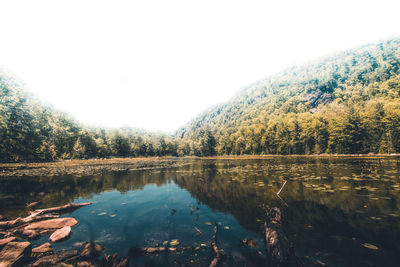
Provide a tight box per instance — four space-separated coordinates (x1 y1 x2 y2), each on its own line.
1 39 400 162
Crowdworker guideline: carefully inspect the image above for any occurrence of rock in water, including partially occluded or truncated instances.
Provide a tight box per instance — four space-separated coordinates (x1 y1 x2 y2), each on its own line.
32 242 53 254
77 261 96 267
0 241 32 266
31 250 78 266
15 229 40 240
49 226 71 242
24 217 78 230
0 237 17 248
81 242 104 258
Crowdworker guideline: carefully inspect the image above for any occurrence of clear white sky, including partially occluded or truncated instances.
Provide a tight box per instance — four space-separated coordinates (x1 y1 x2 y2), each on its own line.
0 0 399 133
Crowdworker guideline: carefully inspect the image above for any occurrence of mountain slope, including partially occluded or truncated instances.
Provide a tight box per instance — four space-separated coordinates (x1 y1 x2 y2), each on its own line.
176 39 400 155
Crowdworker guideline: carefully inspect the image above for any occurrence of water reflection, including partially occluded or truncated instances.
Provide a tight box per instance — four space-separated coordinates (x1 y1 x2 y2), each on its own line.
1 157 400 266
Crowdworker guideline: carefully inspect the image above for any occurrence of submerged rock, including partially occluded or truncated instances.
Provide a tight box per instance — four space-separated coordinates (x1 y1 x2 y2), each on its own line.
49 226 71 242
24 217 78 230
77 261 96 267
15 229 40 240
81 242 104 258
0 241 32 267
242 238 257 248
31 250 78 266
32 242 53 254
101 253 129 267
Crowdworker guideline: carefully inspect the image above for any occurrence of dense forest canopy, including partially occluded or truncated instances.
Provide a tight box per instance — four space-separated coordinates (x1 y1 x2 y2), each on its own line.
1 38 400 162
176 38 400 156
0 74 178 162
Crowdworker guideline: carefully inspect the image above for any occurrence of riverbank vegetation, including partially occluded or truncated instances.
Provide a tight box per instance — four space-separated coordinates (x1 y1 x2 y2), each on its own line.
1 38 400 162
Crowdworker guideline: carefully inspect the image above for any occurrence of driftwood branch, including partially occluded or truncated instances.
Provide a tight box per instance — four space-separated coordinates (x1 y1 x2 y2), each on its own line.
0 202 91 230
0 214 60 230
209 223 222 267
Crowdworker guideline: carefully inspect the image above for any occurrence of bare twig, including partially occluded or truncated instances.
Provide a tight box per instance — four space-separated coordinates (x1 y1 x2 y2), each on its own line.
277 180 287 196
209 223 222 267
276 194 289 207
195 226 203 235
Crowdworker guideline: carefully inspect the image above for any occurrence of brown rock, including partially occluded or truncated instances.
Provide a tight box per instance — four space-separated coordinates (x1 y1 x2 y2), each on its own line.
81 242 104 258
0 241 32 267
39 229 56 235
49 226 71 242
32 242 53 254
101 253 129 267
77 261 96 267
15 229 40 240
54 263 73 267
0 236 17 248
24 217 78 230
31 250 78 266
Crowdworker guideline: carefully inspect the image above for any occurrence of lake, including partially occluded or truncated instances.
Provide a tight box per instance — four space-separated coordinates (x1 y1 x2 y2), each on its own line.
1 157 400 266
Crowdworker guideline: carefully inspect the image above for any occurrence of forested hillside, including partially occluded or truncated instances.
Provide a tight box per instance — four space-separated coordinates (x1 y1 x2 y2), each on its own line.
2 39 400 162
176 39 400 156
0 74 177 162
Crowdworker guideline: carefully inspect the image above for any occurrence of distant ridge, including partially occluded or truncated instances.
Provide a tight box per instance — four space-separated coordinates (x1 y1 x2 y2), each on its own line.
176 38 400 156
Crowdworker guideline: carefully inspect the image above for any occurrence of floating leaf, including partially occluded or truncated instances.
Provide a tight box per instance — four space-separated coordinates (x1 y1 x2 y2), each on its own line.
205 222 212 225
162 241 168 245
109 214 117 218
224 226 230 230
362 243 378 250
98 212 107 216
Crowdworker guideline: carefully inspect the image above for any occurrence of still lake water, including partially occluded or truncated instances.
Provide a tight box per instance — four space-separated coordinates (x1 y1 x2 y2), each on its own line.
1 157 400 266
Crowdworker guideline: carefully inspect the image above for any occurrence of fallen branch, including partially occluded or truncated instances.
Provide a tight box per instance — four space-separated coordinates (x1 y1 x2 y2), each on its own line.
209 223 222 267
0 202 91 230
0 214 60 230
26 201 41 209
276 180 287 196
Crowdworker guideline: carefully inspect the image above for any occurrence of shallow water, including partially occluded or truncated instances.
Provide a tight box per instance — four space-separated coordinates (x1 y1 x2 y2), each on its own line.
1 157 400 266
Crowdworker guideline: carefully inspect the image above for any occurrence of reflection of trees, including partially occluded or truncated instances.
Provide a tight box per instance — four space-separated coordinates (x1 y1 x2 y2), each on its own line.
0 169 173 218
1 158 400 265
